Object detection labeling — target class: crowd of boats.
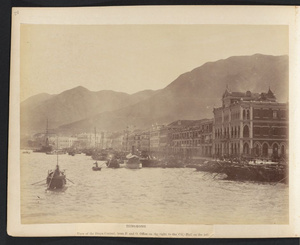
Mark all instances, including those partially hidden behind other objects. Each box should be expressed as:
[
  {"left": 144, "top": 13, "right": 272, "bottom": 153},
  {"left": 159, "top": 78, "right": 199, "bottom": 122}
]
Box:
[{"left": 27, "top": 145, "right": 288, "bottom": 191}]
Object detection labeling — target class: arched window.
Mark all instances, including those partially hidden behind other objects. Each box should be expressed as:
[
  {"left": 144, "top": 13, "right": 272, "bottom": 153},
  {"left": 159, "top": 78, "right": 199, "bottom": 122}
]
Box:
[
  {"left": 243, "top": 125, "right": 249, "bottom": 138},
  {"left": 243, "top": 109, "right": 246, "bottom": 120},
  {"left": 247, "top": 110, "right": 250, "bottom": 120},
  {"left": 272, "top": 143, "right": 279, "bottom": 158},
  {"left": 281, "top": 145, "right": 285, "bottom": 157},
  {"left": 243, "top": 143, "right": 249, "bottom": 155},
  {"left": 262, "top": 143, "right": 268, "bottom": 157},
  {"left": 254, "top": 144, "right": 260, "bottom": 156}
]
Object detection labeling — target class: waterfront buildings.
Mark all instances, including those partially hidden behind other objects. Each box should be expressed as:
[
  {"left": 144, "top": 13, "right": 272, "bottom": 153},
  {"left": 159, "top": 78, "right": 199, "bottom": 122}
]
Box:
[
  {"left": 213, "top": 88, "right": 288, "bottom": 159},
  {"left": 168, "top": 119, "right": 213, "bottom": 159},
  {"left": 140, "top": 130, "right": 150, "bottom": 152},
  {"left": 27, "top": 88, "right": 288, "bottom": 161},
  {"left": 149, "top": 124, "right": 166, "bottom": 154}
]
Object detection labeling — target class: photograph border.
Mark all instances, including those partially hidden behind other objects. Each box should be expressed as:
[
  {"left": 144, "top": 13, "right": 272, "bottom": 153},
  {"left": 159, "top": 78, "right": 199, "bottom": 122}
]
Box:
[{"left": 7, "top": 5, "right": 300, "bottom": 238}]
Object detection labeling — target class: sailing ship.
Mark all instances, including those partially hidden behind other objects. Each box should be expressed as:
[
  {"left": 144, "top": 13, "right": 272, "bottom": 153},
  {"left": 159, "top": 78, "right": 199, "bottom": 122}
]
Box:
[{"left": 33, "top": 119, "right": 53, "bottom": 153}]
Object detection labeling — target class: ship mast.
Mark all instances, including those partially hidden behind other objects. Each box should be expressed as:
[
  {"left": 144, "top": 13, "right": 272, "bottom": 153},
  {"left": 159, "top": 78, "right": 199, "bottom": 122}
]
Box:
[
  {"left": 94, "top": 127, "right": 97, "bottom": 148},
  {"left": 56, "top": 136, "right": 59, "bottom": 167},
  {"left": 45, "top": 118, "right": 49, "bottom": 146}
]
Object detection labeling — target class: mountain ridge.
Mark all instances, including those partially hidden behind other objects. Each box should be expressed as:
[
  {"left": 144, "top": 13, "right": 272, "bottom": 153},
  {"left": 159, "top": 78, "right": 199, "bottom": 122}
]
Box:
[{"left": 21, "top": 54, "right": 288, "bottom": 135}]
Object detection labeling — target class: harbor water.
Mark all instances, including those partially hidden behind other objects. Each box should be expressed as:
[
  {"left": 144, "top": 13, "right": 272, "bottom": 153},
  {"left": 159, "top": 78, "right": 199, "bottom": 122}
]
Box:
[{"left": 21, "top": 152, "right": 289, "bottom": 224}]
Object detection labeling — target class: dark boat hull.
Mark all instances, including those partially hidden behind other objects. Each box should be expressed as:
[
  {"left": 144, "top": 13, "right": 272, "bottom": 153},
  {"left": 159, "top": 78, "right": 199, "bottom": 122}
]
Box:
[
  {"left": 46, "top": 175, "right": 66, "bottom": 189},
  {"left": 107, "top": 159, "right": 120, "bottom": 168},
  {"left": 92, "top": 167, "right": 102, "bottom": 171},
  {"left": 125, "top": 157, "right": 141, "bottom": 169},
  {"left": 140, "top": 159, "right": 161, "bottom": 168},
  {"left": 223, "top": 164, "right": 288, "bottom": 183}
]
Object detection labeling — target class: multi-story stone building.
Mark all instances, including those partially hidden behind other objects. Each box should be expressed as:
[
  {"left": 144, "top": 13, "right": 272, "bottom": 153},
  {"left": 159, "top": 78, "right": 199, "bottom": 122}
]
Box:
[
  {"left": 149, "top": 124, "right": 165, "bottom": 154},
  {"left": 140, "top": 130, "right": 150, "bottom": 152},
  {"left": 213, "top": 88, "right": 288, "bottom": 159},
  {"left": 168, "top": 119, "right": 213, "bottom": 159}
]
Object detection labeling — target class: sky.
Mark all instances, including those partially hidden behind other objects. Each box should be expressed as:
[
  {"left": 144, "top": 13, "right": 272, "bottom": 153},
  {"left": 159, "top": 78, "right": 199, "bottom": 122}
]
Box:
[{"left": 20, "top": 24, "right": 288, "bottom": 101}]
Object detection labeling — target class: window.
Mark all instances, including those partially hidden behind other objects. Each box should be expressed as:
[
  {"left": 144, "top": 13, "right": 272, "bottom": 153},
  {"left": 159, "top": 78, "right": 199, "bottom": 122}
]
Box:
[
  {"left": 262, "top": 143, "right": 268, "bottom": 157},
  {"left": 243, "top": 125, "right": 249, "bottom": 138},
  {"left": 254, "top": 127, "right": 260, "bottom": 136},
  {"left": 243, "top": 143, "right": 249, "bottom": 154},
  {"left": 273, "top": 110, "right": 278, "bottom": 119},
  {"left": 272, "top": 143, "right": 279, "bottom": 158},
  {"left": 281, "top": 145, "right": 285, "bottom": 156}
]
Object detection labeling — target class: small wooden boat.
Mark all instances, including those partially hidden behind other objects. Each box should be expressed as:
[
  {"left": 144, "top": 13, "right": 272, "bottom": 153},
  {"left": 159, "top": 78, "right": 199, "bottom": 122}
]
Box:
[
  {"left": 92, "top": 166, "right": 102, "bottom": 171},
  {"left": 46, "top": 138, "right": 67, "bottom": 190},
  {"left": 92, "top": 162, "right": 102, "bottom": 171},
  {"left": 46, "top": 165, "right": 66, "bottom": 190}
]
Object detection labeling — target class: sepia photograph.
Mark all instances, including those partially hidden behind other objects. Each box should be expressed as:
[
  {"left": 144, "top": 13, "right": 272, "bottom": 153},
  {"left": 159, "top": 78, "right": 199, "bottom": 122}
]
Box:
[{"left": 8, "top": 6, "right": 300, "bottom": 237}]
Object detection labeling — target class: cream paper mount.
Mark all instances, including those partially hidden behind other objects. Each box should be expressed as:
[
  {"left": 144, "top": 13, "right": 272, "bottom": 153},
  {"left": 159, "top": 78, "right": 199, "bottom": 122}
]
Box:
[{"left": 8, "top": 6, "right": 300, "bottom": 237}]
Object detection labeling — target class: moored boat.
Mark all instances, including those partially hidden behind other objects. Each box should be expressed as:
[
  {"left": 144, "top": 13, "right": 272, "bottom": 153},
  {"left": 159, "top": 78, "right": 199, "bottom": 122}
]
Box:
[
  {"left": 125, "top": 153, "right": 141, "bottom": 169},
  {"left": 106, "top": 158, "right": 121, "bottom": 168},
  {"left": 46, "top": 150, "right": 66, "bottom": 155},
  {"left": 222, "top": 162, "right": 288, "bottom": 183},
  {"left": 34, "top": 145, "right": 53, "bottom": 153},
  {"left": 194, "top": 160, "right": 227, "bottom": 173},
  {"left": 140, "top": 155, "right": 161, "bottom": 168}
]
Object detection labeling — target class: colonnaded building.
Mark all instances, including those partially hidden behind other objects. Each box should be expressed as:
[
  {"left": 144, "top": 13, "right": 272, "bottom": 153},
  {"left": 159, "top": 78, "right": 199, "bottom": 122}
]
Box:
[{"left": 213, "top": 88, "right": 288, "bottom": 159}]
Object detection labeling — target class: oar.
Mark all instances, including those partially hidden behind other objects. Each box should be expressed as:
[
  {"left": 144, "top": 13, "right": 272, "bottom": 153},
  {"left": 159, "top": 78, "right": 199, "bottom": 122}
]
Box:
[
  {"left": 66, "top": 178, "right": 75, "bottom": 184},
  {"left": 31, "top": 179, "right": 46, "bottom": 185}
]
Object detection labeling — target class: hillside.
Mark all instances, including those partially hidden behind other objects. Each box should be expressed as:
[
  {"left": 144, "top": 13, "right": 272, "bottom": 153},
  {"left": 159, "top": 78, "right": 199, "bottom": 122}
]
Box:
[
  {"left": 21, "top": 86, "right": 156, "bottom": 135},
  {"left": 57, "top": 54, "right": 288, "bottom": 133}
]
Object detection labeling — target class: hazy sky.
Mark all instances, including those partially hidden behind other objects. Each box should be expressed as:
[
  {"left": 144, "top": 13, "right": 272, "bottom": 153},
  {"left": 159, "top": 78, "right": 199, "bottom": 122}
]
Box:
[{"left": 20, "top": 24, "right": 288, "bottom": 101}]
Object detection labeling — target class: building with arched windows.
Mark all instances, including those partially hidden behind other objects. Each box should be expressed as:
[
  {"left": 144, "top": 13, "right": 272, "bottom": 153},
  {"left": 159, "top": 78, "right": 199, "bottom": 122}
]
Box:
[{"left": 213, "top": 88, "right": 288, "bottom": 159}]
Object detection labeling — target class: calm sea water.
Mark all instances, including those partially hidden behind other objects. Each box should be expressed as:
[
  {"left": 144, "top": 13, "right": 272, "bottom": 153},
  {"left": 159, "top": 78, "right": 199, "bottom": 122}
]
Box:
[{"left": 21, "top": 152, "right": 289, "bottom": 224}]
